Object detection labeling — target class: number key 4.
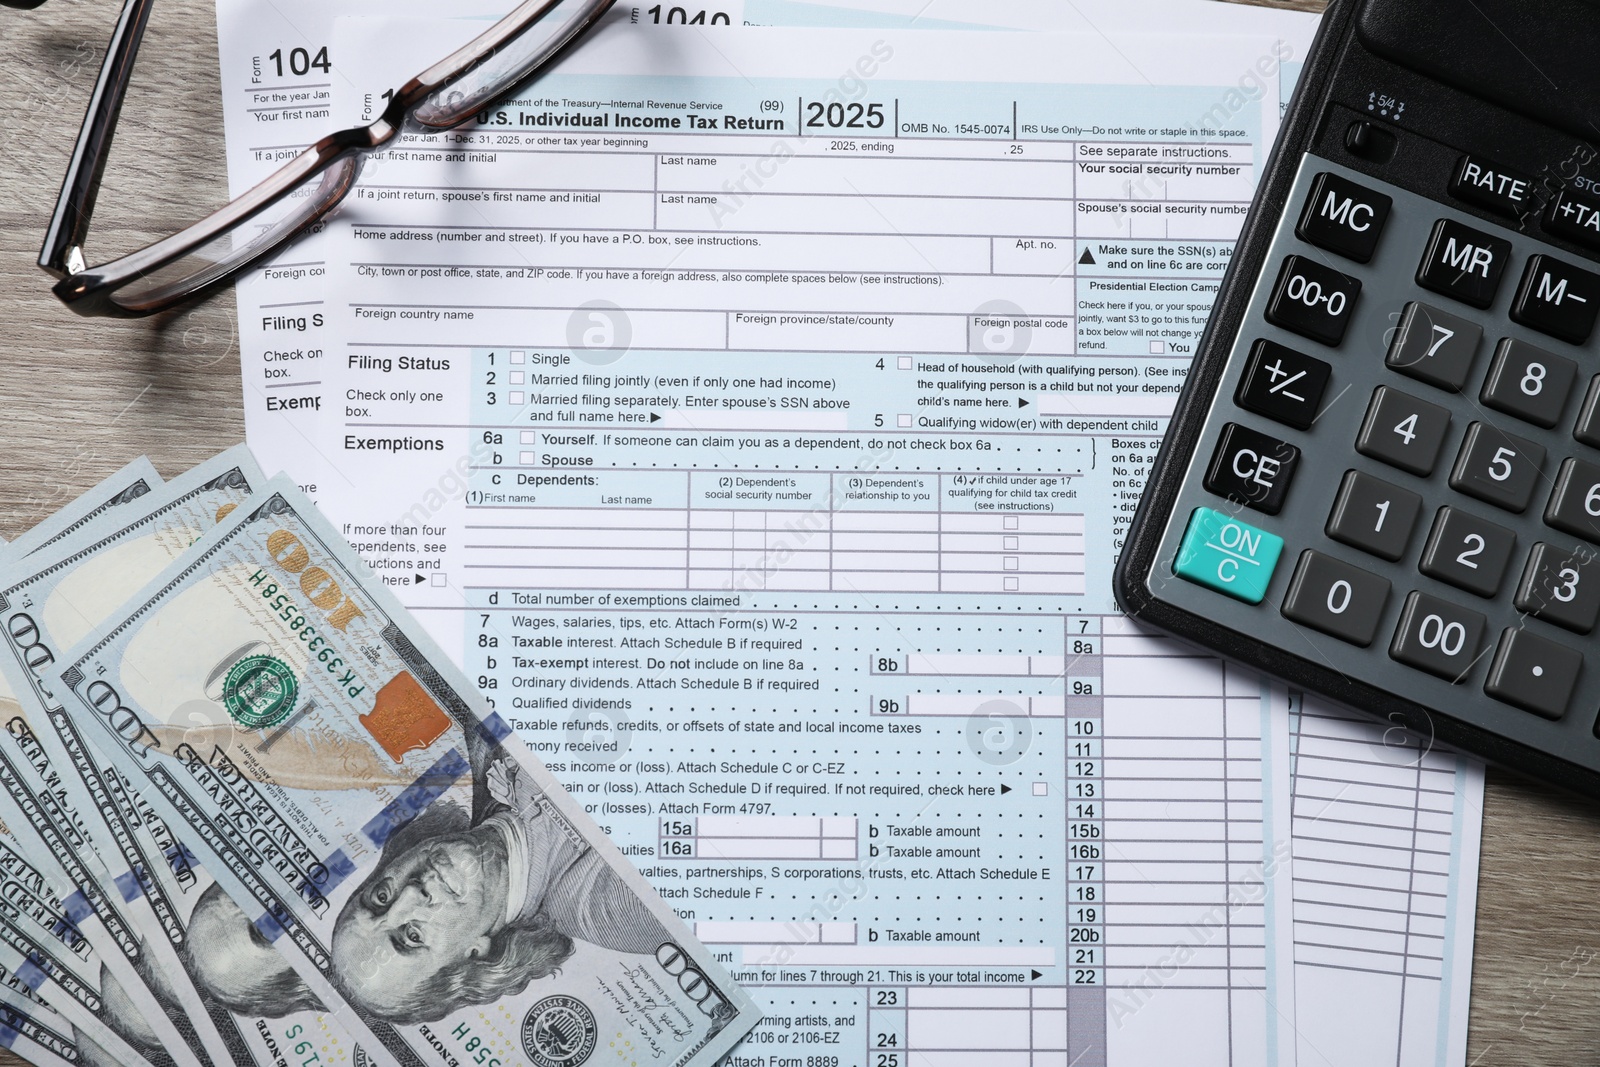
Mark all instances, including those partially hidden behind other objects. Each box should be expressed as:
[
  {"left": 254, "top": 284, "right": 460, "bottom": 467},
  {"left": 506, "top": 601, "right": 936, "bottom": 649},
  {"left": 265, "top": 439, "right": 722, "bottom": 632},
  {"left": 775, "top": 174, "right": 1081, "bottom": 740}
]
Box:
[{"left": 1357, "top": 386, "right": 1452, "bottom": 476}]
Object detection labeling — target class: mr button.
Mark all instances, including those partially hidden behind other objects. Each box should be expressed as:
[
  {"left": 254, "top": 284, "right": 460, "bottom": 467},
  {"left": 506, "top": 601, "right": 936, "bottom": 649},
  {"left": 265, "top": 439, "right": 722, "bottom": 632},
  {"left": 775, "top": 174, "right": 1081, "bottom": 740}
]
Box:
[
  {"left": 1417, "top": 219, "right": 1512, "bottom": 309},
  {"left": 1204, "top": 422, "right": 1301, "bottom": 515},
  {"left": 1174, "top": 506, "right": 1285, "bottom": 605}
]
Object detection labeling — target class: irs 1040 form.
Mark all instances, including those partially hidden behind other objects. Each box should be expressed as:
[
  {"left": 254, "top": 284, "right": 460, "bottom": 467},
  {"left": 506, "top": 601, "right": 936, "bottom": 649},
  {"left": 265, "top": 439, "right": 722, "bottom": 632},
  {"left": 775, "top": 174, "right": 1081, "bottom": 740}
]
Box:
[{"left": 316, "top": 20, "right": 1302, "bottom": 1066}]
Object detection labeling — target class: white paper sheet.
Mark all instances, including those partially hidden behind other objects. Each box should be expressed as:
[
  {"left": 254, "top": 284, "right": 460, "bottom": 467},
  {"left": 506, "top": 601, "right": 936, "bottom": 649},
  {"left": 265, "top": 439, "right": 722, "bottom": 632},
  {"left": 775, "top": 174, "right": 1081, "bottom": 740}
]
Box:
[
  {"left": 1286, "top": 693, "right": 1482, "bottom": 1067},
  {"left": 313, "top": 17, "right": 1302, "bottom": 1066},
  {"left": 215, "top": 0, "right": 744, "bottom": 498}
]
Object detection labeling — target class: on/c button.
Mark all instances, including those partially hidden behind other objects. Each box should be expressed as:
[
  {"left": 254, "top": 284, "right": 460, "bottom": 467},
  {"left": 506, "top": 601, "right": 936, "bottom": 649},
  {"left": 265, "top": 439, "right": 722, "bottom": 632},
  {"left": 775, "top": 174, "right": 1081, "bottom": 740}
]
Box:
[{"left": 1173, "top": 506, "right": 1285, "bottom": 605}]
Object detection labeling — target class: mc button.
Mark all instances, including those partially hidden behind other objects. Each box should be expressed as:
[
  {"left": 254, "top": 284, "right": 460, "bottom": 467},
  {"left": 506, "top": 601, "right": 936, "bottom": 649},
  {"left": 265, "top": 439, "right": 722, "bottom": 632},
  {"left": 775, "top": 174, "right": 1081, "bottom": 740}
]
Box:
[
  {"left": 1174, "top": 507, "right": 1285, "bottom": 605},
  {"left": 1297, "top": 172, "right": 1393, "bottom": 263},
  {"left": 1204, "top": 422, "right": 1301, "bottom": 515}
]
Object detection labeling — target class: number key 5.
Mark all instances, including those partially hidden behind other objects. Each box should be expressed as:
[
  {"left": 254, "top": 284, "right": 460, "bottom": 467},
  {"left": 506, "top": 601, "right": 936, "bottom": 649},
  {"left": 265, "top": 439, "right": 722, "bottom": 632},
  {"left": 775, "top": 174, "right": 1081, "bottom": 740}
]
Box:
[{"left": 1449, "top": 422, "right": 1546, "bottom": 512}]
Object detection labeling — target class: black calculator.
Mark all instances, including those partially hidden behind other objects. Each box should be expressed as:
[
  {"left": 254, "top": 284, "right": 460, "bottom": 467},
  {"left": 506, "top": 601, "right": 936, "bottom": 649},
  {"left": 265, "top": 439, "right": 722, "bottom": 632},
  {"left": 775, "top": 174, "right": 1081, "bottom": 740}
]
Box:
[{"left": 1114, "top": 0, "right": 1600, "bottom": 794}]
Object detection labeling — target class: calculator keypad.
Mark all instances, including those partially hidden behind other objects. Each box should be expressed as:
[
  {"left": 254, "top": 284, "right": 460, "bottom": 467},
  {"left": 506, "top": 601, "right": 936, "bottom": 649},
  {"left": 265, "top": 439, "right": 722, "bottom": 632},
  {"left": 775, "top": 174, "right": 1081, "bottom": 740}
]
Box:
[
  {"left": 1513, "top": 543, "right": 1600, "bottom": 634},
  {"left": 1484, "top": 628, "right": 1582, "bottom": 720},
  {"left": 1543, "top": 457, "right": 1600, "bottom": 543},
  {"left": 1389, "top": 591, "right": 1487, "bottom": 682},
  {"left": 1510, "top": 254, "right": 1600, "bottom": 344},
  {"left": 1234, "top": 340, "right": 1330, "bottom": 430},
  {"left": 1417, "top": 218, "right": 1512, "bottom": 308},
  {"left": 1418, "top": 506, "right": 1517, "bottom": 597},
  {"left": 1326, "top": 470, "right": 1421, "bottom": 561},
  {"left": 1280, "top": 550, "right": 1391, "bottom": 646},
  {"left": 1157, "top": 156, "right": 1600, "bottom": 760},
  {"left": 1204, "top": 423, "right": 1300, "bottom": 514},
  {"left": 1297, "top": 171, "right": 1392, "bottom": 262}
]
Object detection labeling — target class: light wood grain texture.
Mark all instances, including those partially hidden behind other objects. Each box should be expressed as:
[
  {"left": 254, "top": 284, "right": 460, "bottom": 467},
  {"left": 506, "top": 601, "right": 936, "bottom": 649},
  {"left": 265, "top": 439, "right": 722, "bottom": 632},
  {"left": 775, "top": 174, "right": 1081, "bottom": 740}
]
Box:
[{"left": 0, "top": 1, "right": 1592, "bottom": 1065}]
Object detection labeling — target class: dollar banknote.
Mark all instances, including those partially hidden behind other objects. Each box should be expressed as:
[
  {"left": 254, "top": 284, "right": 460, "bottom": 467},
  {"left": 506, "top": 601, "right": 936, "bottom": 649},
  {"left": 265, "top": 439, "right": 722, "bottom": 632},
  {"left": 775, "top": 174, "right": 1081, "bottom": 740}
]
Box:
[
  {"left": 0, "top": 458, "right": 161, "bottom": 566},
  {"left": 0, "top": 671, "right": 162, "bottom": 1067},
  {"left": 0, "top": 447, "right": 368, "bottom": 1067},
  {"left": 0, "top": 964, "right": 84, "bottom": 1067},
  {"left": 0, "top": 451, "right": 271, "bottom": 1067},
  {"left": 51, "top": 476, "right": 762, "bottom": 1067}
]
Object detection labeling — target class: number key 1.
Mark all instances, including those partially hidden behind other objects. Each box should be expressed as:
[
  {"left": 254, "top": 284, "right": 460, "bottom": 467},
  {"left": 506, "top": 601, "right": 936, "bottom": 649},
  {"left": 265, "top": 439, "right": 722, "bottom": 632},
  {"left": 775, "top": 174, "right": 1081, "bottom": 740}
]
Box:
[{"left": 1327, "top": 470, "right": 1422, "bottom": 561}]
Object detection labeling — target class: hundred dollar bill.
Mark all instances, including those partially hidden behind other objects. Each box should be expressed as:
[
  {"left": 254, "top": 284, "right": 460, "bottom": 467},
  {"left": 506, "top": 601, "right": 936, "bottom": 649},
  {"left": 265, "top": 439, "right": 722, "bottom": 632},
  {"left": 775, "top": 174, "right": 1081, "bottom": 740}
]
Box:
[
  {"left": 0, "top": 447, "right": 366, "bottom": 1067},
  {"left": 0, "top": 448, "right": 267, "bottom": 1067},
  {"left": 0, "top": 965, "right": 85, "bottom": 1067},
  {"left": 1, "top": 458, "right": 161, "bottom": 564},
  {"left": 51, "top": 476, "right": 763, "bottom": 1067},
  {"left": 0, "top": 669, "right": 161, "bottom": 1067}
]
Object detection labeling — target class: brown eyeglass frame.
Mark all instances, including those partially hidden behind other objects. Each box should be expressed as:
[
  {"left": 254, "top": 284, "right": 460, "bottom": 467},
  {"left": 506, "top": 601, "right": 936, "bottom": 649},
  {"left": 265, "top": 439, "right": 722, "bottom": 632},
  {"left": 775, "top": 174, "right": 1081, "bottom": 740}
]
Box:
[{"left": 22, "top": 0, "right": 617, "bottom": 317}]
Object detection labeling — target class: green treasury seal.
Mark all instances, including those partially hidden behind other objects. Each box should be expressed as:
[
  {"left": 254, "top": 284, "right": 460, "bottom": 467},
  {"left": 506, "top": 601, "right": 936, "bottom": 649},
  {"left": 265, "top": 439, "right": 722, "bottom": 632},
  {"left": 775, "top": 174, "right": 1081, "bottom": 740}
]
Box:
[
  {"left": 222, "top": 654, "right": 298, "bottom": 729},
  {"left": 521, "top": 995, "right": 598, "bottom": 1067}
]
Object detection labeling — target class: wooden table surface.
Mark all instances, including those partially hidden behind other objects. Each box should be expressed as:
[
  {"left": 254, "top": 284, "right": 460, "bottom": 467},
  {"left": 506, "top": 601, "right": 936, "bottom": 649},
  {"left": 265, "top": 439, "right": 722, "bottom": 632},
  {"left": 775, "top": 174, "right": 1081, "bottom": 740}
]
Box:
[{"left": 2, "top": 1, "right": 1598, "bottom": 1064}]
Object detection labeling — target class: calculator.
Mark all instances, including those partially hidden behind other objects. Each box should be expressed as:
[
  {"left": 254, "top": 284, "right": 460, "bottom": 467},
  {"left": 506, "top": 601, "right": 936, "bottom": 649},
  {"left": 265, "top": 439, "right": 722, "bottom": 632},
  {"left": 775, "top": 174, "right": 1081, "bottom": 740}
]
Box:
[{"left": 1114, "top": 0, "right": 1600, "bottom": 794}]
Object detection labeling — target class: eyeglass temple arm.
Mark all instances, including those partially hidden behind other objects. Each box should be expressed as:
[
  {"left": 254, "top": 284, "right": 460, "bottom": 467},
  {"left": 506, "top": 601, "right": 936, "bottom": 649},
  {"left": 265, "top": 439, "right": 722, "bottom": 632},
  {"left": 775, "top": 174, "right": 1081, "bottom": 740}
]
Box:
[{"left": 38, "top": 0, "right": 158, "bottom": 279}]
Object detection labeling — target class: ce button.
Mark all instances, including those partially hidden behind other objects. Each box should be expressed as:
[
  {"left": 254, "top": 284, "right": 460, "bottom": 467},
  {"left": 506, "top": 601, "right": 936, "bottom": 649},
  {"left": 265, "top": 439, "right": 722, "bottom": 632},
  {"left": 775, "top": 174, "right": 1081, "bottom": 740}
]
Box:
[{"left": 1203, "top": 422, "right": 1301, "bottom": 515}]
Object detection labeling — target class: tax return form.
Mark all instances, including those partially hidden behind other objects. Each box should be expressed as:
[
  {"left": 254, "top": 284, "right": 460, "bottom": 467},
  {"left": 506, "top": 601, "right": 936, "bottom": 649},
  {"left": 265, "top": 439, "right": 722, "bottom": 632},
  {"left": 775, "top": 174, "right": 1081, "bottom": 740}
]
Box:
[
  {"left": 213, "top": 4, "right": 1484, "bottom": 1063},
  {"left": 218, "top": 0, "right": 1311, "bottom": 494},
  {"left": 316, "top": 18, "right": 1306, "bottom": 1066}
]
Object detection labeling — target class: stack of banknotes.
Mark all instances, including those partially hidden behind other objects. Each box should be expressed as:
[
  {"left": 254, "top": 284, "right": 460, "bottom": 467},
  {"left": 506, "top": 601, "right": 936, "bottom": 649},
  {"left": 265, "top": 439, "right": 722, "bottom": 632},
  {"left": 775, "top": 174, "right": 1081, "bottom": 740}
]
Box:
[{"left": 0, "top": 445, "right": 759, "bottom": 1067}]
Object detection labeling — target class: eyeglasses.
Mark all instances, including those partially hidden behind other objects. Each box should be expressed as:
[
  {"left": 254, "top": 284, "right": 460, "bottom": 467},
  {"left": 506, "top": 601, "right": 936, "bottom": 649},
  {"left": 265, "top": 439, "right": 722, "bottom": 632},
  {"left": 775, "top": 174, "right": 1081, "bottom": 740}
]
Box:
[{"left": 10, "top": 0, "right": 617, "bottom": 317}]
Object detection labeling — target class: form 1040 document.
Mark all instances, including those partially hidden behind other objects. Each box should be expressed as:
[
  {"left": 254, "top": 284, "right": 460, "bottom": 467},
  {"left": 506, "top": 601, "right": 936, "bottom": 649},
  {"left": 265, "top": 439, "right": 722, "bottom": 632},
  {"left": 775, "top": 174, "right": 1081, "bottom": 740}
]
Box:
[{"left": 314, "top": 19, "right": 1303, "bottom": 1066}]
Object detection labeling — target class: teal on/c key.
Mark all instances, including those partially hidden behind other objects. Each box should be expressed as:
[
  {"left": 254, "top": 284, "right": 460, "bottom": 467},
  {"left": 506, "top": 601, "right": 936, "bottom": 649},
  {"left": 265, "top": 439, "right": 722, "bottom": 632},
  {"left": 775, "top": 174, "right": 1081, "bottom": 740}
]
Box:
[{"left": 1173, "top": 507, "right": 1285, "bottom": 605}]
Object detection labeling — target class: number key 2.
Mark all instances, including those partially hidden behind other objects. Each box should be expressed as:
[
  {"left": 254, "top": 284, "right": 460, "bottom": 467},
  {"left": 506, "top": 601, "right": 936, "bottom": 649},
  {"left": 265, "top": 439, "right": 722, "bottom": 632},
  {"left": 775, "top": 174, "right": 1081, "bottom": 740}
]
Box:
[{"left": 1265, "top": 255, "right": 1361, "bottom": 346}]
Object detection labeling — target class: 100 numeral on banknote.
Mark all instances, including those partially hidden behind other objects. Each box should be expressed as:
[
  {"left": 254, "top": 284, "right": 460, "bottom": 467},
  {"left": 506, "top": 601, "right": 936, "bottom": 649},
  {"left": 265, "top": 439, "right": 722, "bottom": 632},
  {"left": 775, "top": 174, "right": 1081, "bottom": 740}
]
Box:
[{"left": 50, "top": 477, "right": 760, "bottom": 1067}]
